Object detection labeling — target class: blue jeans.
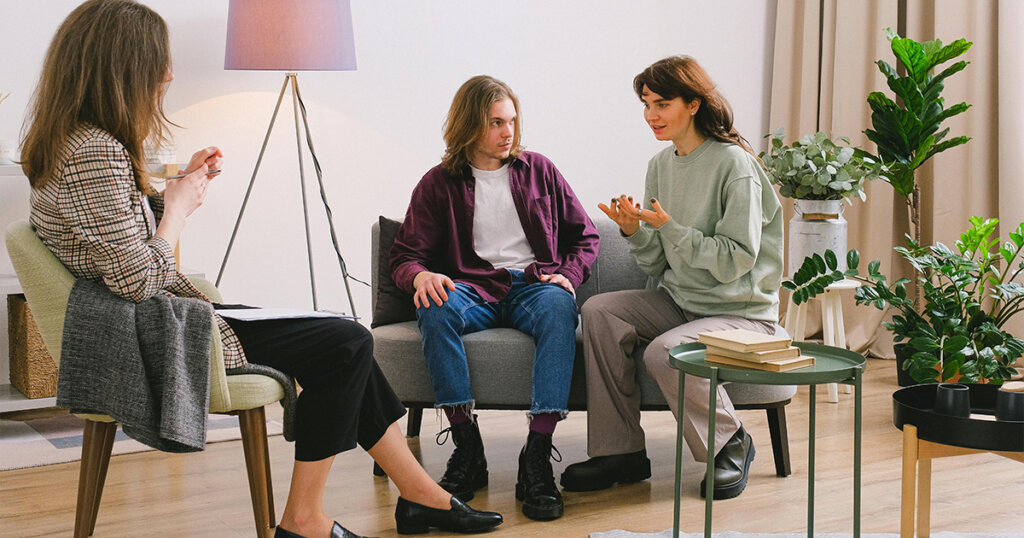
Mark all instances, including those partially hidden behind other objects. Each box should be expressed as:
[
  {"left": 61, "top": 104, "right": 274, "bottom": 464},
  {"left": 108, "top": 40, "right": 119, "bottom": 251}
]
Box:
[{"left": 416, "top": 269, "right": 579, "bottom": 415}]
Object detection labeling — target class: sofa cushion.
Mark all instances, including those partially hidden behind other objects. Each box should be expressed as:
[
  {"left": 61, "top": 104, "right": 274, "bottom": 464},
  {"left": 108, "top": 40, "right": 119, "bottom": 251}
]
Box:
[
  {"left": 371, "top": 321, "right": 586, "bottom": 406},
  {"left": 371, "top": 216, "right": 417, "bottom": 328}
]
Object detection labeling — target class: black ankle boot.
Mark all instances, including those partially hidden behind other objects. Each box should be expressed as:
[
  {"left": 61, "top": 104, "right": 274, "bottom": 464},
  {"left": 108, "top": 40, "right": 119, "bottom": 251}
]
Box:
[
  {"left": 515, "top": 431, "right": 564, "bottom": 520},
  {"left": 394, "top": 496, "right": 503, "bottom": 535},
  {"left": 700, "top": 425, "right": 755, "bottom": 500},
  {"left": 436, "top": 416, "right": 488, "bottom": 502}
]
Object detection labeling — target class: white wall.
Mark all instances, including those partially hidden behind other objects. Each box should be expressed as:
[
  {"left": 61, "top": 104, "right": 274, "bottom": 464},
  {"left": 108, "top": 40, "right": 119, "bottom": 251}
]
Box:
[{"left": 0, "top": 0, "right": 776, "bottom": 320}]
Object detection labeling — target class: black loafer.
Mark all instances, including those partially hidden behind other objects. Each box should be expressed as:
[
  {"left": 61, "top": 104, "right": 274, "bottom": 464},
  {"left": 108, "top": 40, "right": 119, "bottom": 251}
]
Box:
[
  {"left": 560, "top": 449, "right": 651, "bottom": 492},
  {"left": 394, "top": 496, "right": 503, "bottom": 535},
  {"left": 700, "top": 426, "right": 756, "bottom": 500},
  {"left": 274, "top": 521, "right": 370, "bottom": 538}
]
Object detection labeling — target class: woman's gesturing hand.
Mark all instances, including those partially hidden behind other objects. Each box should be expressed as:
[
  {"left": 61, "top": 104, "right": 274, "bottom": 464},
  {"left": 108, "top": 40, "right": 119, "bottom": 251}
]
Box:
[
  {"left": 598, "top": 194, "right": 642, "bottom": 236},
  {"left": 638, "top": 197, "right": 670, "bottom": 228}
]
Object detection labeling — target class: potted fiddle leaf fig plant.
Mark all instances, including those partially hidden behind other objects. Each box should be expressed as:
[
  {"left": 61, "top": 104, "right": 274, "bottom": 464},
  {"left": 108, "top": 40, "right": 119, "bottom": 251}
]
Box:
[
  {"left": 785, "top": 217, "right": 1024, "bottom": 385},
  {"left": 761, "top": 128, "right": 886, "bottom": 275},
  {"left": 866, "top": 28, "right": 973, "bottom": 250}
]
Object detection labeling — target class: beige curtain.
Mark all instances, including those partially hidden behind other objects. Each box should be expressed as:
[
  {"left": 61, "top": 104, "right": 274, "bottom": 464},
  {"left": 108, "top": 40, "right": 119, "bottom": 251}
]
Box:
[{"left": 769, "top": 0, "right": 1007, "bottom": 358}]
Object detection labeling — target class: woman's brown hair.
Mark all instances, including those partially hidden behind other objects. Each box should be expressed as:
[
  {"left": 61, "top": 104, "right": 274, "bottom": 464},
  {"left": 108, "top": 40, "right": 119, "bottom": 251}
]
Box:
[
  {"left": 441, "top": 75, "right": 523, "bottom": 176},
  {"left": 21, "top": 0, "right": 172, "bottom": 193},
  {"left": 633, "top": 55, "right": 756, "bottom": 158}
]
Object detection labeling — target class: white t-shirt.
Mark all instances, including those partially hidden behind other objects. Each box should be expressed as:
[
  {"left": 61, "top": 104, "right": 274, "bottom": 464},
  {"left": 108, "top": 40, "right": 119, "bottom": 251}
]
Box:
[{"left": 471, "top": 164, "right": 535, "bottom": 270}]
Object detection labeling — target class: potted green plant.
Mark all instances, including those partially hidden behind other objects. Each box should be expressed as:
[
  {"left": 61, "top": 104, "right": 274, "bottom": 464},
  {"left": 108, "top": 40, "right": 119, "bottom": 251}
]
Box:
[
  {"left": 761, "top": 128, "right": 886, "bottom": 275},
  {"left": 785, "top": 217, "right": 1024, "bottom": 385},
  {"left": 865, "top": 28, "right": 973, "bottom": 251}
]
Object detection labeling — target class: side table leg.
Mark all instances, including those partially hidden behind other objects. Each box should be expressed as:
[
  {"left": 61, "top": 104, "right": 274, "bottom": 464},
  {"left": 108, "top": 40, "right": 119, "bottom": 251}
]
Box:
[
  {"left": 823, "top": 293, "right": 839, "bottom": 403},
  {"left": 900, "top": 425, "right": 918, "bottom": 538},
  {"left": 808, "top": 384, "right": 816, "bottom": 537},
  {"left": 918, "top": 457, "right": 931, "bottom": 537},
  {"left": 674, "top": 371, "right": 687, "bottom": 538},
  {"left": 704, "top": 368, "right": 719, "bottom": 538},
  {"left": 835, "top": 295, "right": 852, "bottom": 394},
  {"left": 853, "top": 368, "right": 862, "bottom": 537}
]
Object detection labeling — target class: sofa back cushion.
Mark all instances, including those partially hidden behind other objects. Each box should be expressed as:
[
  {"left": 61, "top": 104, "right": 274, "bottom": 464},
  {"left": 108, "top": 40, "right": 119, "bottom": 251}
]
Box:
[
  {"left": 371, "top": 216, "right": 417, "bottom": 328},
  {"left": 575, "top": 218, "right": 649, "bottom": 306}
]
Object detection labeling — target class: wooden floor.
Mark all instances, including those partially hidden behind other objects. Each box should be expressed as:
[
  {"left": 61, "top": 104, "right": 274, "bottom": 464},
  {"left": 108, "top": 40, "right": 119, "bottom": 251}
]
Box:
[{"left": 2, "top": 359, "right": 1023, "bottom": 537}]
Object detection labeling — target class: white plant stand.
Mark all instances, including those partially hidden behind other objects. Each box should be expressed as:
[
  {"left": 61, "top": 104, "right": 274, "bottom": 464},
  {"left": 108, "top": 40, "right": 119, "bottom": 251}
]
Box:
[{"left": 784, "top": 278, "right": 861, "bottom": 403}]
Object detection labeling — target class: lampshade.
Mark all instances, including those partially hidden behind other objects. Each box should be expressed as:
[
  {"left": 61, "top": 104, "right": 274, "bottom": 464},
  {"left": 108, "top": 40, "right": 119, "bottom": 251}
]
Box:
[{"left": 225, "top": 0, "right": 357, "bottom": 71}]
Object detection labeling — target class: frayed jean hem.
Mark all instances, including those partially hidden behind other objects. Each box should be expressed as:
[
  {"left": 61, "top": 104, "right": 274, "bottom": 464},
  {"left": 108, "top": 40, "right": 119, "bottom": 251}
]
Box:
[{"left": 528, "top": 408, "right": 569, "bottom": 420}]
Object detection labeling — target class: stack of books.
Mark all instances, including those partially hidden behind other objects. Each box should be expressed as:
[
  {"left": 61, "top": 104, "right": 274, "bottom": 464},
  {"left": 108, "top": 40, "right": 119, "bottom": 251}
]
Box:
[{"left": 697, "top": 329, "right": 815, "bottom": 372}]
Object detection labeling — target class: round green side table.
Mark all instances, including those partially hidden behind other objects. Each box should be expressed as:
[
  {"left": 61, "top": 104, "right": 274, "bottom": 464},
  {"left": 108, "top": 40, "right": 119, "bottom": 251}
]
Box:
[{"left": 668, "top": 341, "right": 866, "bottom": 538}]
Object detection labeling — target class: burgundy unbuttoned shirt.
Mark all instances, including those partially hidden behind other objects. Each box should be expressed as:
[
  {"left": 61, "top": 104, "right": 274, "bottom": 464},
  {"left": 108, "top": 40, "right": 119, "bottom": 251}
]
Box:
[{"left": 390, "top": 151, "right": 599, "bottom": 302}]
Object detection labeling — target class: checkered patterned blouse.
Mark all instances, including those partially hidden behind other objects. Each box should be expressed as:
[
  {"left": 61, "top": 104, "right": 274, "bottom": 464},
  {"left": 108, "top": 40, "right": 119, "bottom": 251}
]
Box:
[{"left": 29, "top": 126, "right": 247, "bottom": 368}]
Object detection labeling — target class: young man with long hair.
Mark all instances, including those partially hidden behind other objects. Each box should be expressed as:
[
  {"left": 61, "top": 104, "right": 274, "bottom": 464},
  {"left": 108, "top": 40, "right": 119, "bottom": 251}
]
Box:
[{"left": 390, "top": 75, "right": 599, "bottom": 521}]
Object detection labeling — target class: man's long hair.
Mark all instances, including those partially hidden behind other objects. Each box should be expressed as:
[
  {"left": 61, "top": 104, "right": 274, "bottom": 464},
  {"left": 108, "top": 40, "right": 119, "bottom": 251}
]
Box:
[
  {"left": 21, "top": 0, "right": 172, "bottom": 194},
  {"left": 634, "top": 55, "right": 756, "bottom": 158},
  {"left": 441, "top": 75, "right": 523, "bottom": 176}
]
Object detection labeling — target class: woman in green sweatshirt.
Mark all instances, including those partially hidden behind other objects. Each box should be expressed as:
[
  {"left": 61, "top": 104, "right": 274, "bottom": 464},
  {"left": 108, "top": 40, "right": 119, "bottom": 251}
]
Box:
[{"left": 561, "top": 56, "right": 784, "bottom": 501}]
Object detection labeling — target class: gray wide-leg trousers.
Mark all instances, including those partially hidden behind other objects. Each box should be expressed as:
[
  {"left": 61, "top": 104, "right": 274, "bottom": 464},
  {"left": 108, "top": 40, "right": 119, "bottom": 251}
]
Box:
[{"left": 582, "top": 289, "right": 774, "bottom": 462}]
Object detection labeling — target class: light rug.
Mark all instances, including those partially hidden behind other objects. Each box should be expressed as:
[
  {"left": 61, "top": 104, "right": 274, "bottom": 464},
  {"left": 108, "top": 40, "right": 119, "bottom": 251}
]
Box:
[
  {"left": 589, "top": 528, "right": 1019, "bottom": 532},
  {"left": 0, "top": 412, "right": 283, "bottom": 471}
]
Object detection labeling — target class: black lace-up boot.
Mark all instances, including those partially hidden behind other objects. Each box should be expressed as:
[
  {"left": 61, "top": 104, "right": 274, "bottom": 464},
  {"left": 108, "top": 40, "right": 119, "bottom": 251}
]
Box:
[
  {"left": 436, "top": 416, "right": 487, "bottom": 502},
  {"left": 515, "top": 431, "right": 564, "bottom": 520}
]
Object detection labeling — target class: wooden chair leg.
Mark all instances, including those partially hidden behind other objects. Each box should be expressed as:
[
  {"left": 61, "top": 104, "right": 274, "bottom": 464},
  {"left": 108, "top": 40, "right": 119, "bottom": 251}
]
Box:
[
  {"left": 263, "top": 428, "right": 276, "bottom": 529},
  {"left": 75, "top": 420, "right": 116, "bottom": 538},
  {"left": 238, "top": 407, "right": 273, "bottom": 538},
  {"left": 766, "top": 406, "right": 792, "bottom": 477}
]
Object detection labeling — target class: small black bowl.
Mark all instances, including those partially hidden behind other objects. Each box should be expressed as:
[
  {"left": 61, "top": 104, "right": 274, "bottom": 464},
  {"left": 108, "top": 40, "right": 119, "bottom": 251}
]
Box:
[
  {"left": 995, "top": 389, "right": 1024, "bottom": 422},
  {"left": 934, "top": 382, "right": 971, "bottom": 417}
]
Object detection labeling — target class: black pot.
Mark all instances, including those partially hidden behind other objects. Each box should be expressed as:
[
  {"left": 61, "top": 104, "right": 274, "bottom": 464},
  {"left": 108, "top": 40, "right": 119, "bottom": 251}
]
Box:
[{"left": 894, "top": 343, "right": 917, "bottom": 387}]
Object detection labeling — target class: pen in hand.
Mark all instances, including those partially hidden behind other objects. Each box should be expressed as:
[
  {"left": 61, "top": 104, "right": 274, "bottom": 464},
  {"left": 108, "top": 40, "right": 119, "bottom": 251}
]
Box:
[{"left": 165, "top": 169, "right": 221, "bottom": 180}]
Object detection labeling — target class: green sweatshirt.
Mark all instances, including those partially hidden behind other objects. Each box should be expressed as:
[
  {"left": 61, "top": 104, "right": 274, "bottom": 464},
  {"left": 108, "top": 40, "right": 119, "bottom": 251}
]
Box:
[{"left": 626, "top": 139, "right": 784, "bottom": 322}]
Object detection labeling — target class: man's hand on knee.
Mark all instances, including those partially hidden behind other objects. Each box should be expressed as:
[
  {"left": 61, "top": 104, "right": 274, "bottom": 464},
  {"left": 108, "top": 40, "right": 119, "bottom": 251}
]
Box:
[
  {"left": 539, "top": 273, "right": 575, "bottom": 296},
  {"left": 413, "top": 271, "right": 457, "bottom": 308}
]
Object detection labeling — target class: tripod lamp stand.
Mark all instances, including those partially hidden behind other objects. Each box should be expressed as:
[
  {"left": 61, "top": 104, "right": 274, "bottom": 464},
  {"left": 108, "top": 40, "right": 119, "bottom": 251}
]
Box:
[{"left": 220, "top": 0, "right": 358, "bottom": 316}]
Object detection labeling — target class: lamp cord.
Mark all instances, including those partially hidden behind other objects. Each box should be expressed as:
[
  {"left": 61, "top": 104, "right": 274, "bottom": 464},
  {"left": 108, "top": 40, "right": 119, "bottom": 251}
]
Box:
[{"left": 293, "top": 85, "right": 371, "bottom": 291}]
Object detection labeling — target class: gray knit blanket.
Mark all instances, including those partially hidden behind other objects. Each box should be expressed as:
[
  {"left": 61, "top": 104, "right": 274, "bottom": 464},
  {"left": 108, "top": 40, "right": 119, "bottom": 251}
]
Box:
[{"left": 57, "top": 279, "right": 213, "bottom": 452}]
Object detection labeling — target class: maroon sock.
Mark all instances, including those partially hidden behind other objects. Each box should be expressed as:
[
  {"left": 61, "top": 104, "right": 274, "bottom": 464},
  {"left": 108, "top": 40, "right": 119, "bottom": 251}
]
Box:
[
  {"left": 528, "top": 412, "right": 559, "bottom": 435},
  {"left": 444, "top": 406, "right": 471, "bottom": 425}
]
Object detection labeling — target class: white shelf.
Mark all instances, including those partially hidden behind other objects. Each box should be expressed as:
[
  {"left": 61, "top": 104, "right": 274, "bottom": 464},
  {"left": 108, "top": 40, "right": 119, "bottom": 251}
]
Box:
[{"left": 0, "top": 383, "right": 57, "bottom": 413}]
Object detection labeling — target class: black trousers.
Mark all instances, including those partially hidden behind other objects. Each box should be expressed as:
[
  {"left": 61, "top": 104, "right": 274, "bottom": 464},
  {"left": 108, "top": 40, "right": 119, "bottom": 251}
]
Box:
[{"left": 222, "top": 315, "right": 406, "bottom": 462}]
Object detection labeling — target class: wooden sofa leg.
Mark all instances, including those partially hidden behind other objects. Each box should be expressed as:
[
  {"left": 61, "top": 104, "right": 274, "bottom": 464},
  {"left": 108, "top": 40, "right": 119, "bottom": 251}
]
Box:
[
  {"left": 766, "top": 406, "right": 792, "bottom": 477},
  {"left": 238, "top": 407, "right": 273, "bottom": 537},
  {"left": 407, "top": 406, "right": 423, "bottom": 438},
  {"left": 76, "top": 420, "right": 116, "bottom": 538}
]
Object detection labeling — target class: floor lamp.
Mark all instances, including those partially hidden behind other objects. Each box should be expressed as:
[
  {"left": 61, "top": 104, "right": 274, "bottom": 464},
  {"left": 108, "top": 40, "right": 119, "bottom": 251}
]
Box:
[{"left": 220, "top": 0, "right": 358, "bottom": 316}]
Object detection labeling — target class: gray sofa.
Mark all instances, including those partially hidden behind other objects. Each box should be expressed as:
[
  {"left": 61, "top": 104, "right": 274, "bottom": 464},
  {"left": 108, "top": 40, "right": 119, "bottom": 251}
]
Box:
[{"left": 371, "top": 217, "right": 796, "bottom": 476}]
